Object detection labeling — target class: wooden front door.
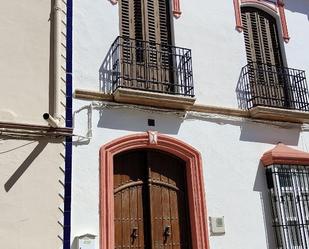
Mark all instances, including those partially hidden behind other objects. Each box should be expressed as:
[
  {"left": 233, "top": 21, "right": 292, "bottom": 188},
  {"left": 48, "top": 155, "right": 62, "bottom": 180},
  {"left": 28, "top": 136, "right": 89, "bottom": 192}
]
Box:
[{"left": 114, "top": 150, "right": 191, "bottom": 249}]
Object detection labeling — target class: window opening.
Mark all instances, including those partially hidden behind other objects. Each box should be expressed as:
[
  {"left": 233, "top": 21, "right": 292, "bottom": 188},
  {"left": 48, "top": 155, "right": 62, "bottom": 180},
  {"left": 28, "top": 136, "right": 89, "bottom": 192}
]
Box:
[
  {"left": 115, "top": 0, "right": 195, "bottom": 95},
  {"left": 241, "top": 7, "right": 293, "bottom": 109},
  {"left": 266, "top": 165, "right": 309, "bottom": 249}
]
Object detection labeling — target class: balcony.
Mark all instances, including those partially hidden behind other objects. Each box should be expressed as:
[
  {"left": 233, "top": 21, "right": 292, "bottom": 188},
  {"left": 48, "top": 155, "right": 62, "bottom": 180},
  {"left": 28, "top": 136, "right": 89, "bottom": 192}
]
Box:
[
  {"left": 106, "top": 36, "right": 195, "bottom": 110},
  {"left": 237, "top": 62, "right": 309, "bottom": 116}
]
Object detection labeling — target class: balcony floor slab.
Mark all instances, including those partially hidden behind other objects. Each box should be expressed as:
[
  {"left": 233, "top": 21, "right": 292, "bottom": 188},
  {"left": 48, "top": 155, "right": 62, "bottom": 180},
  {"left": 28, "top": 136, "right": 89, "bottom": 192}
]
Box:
[
  {"left": 113, "top": 88, "right": 196, "bottom": 110},
  {"left": 249, "top": 106, "right": 309, "bottom": 123}
]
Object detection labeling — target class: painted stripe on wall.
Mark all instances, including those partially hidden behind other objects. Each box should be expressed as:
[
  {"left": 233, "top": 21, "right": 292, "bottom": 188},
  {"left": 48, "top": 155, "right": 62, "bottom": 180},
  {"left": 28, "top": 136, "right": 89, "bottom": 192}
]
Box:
[{"left": 64, "top": 0, "right": 73, "bottom": 248}]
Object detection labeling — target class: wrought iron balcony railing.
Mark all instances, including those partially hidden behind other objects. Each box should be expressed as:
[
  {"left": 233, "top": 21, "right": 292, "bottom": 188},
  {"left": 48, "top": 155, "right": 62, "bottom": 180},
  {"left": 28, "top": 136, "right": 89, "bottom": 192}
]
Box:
[
  {"left": 237, "top": 62, "right": 309, "bottom": 111},
  {"left": 110, "top": 36, "right": 194, "bottom": 97}
]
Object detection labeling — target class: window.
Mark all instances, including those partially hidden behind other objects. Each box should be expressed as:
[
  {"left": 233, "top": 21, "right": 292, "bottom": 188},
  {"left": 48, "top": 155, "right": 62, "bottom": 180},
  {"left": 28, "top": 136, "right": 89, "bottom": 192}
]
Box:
[
  {"left": 118, "top": 0, "right": 173, "bottom": 92},
  {"left": 241, "top": 6, "right": 290, "bottom": 109},
  {"left": 110, "top": 0, "right": 194, "bottom": 97},
  {"left": 237, "top": 6, "right": 309, "bottom": 112},
  {"left": 266, "top": 165, "right": 309, "bottom": 248}
]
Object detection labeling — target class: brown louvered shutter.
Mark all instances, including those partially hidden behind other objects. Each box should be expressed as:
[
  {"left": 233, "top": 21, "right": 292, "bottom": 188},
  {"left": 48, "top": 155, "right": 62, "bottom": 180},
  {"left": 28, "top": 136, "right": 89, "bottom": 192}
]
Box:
[
  {"left": 144, "top": 0, "right": 172, "bottom": 45},
  {"left": 119, "top": 0, "right": 173, "bottom": 92},
  {"left": 120, "top": 0, "right": 172, "bottom": 44},
  {"left": 118, "top": 0, "right": 145, "bottom": 88},
  {"left": 144, "top": 0, "right": 173, "bottom": 92},
  {"left": 241, "top": 7, "right": 283, "bottom": 67},
  {"left": 241, "top": 7, "right": 289, "bottom": 108}
]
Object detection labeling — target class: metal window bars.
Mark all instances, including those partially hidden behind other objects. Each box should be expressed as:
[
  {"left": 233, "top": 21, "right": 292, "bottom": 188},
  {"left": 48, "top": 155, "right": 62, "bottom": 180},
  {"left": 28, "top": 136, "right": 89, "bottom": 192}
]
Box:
[
  {"left": 237, "top": 62, "right": 309, "bottom": 111},
  {"left": 266, "top": 165, "right": 309, "bottom": 249},
  {"left": 110, "top": 36, "right": 194, "bottom": 97}
]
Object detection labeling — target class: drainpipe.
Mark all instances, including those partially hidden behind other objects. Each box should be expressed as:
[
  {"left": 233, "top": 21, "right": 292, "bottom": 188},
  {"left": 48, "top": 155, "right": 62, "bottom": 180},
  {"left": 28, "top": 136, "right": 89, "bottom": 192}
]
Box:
[
  {"left": 44, "top": 0, "right": 62, "bottom": 127},
  {"left": 52, "top": 0, "right": 62, "bottom": 125}
]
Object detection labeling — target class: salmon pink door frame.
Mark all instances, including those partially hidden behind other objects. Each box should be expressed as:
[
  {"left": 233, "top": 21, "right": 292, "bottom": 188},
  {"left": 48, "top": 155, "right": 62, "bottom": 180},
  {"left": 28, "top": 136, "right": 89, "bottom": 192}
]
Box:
[
  {"left": 233, "top": 0, "right": 290, "bottom": 42},
  {"left": 99, "top": 132, "right": 209, "bottom": 249}
]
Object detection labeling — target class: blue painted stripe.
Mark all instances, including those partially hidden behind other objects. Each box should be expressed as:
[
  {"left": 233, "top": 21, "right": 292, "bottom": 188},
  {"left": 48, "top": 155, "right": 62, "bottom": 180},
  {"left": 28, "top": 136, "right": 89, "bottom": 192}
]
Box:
[{"left": 64, "top": 0, "right": 73, "bottom": 248}]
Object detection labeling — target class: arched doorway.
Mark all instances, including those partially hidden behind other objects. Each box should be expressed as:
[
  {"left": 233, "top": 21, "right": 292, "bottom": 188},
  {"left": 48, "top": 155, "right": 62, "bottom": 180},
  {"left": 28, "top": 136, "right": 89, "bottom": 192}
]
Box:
[
  {"left": 99, "top": 132, "right": 209, "bottom": 249},
  {"left": 114, "top": 149, "right": 191, "bottom": 249}
]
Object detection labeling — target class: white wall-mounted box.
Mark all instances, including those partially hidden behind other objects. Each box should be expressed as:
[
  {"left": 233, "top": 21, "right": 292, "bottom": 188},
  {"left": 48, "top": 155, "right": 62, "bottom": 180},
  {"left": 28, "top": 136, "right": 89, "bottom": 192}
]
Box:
[
  {"left": 209, "top": 216, "right": 225, "bottom": 235},
  {"left": 77, "top": 234, "right": 96, "bottom": 249}
]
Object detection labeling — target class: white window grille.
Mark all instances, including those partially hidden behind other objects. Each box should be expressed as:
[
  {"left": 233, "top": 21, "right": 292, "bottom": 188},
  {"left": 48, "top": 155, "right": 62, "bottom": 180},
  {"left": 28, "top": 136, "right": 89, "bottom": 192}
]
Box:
[{"left": 267, "top": 165, "right": 309, "bottom": 249}]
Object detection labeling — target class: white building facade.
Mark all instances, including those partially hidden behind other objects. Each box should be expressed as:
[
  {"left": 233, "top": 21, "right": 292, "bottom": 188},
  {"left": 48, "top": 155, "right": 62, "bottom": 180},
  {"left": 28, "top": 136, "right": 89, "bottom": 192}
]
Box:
[{"left": 72, "top": 0, "right": 309, "bottom": 249}]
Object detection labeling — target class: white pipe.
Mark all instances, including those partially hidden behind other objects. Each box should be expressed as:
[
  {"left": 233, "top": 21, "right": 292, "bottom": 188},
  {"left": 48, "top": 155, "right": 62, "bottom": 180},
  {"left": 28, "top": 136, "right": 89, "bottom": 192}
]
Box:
[
  {"left": 53, "top": 0, "right": 62, "bottom": 122},
  {"left": 43, "top": 113, "right": 59, "bottom": 128},
  {"left": 72, "top": 104, "right": 93, "bottom": 140}
]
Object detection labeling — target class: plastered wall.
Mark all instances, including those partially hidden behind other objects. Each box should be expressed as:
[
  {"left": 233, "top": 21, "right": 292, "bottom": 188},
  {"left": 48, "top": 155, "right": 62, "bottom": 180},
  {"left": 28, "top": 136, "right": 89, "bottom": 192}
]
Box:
[
  {"left": 71, "top": 100, "right": 309, "bottom": 249},
  {"left": 0, "top": 1, "right": 67, "bottom": 248},
  {"left": 72, "top": 0, "right": 309, "bottom": 248},
  {"left": 0, "top": 140, "right": 65, "bottom": 249},
  {"left": 0, "top": 0, "right": 67, "bottom": 125},
  {"left": 74, "top": 0, "right": 309, "bottom": 109}
]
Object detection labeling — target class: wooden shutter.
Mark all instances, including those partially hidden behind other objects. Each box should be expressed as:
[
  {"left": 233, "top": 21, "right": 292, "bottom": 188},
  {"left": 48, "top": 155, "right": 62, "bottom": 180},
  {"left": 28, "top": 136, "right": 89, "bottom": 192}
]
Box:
[
  {"left": 114, "top": 150, "right": 191, "bottom": 249},
  {"left": 119, "top": 0, "right": 173, "bottom": 92},
  {"left": 144, "top": 0, "right": 172, "bottom": 45},
  {"left": 241, "top": 7, "right": 289, "bottom": 108},
  {"left": 144, "top": 0, "right": 173, "bottom": 92},
  {"left": 241, "top": 7, "right": 283, "bottom": 66},
  {"left": 119, "top": 0, "right": 143, "bottom": 40}
]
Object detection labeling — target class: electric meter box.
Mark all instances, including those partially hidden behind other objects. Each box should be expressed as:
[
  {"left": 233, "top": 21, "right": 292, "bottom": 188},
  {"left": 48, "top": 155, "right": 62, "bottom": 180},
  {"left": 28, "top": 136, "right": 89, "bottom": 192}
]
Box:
[
  {"left": 77, "top": 234, "right": 96, "bottom": 249},
  {"left": 209, "top": 216, "right": 225, "bottom": 235}
]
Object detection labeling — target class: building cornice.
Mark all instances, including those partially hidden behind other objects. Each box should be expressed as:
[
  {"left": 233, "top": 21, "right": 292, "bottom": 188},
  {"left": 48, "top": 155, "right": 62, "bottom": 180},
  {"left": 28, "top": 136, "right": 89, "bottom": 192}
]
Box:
[
  {"left": 74, "top": 89, "right": 309, "bottom": 124},
  {"left": 0, "top": 121, "right": 73, "bottom": 138}
]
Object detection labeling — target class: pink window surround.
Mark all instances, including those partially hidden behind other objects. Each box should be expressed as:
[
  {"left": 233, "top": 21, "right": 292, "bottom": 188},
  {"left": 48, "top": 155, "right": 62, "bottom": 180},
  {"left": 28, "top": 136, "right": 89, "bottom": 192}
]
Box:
[
  {"left": 173, "top": 0, "right": 182, "bottom": 18},
  {"left": 261, "top": 143, "right": 309, "bottom": 166},
  {"left": 233, "top": 0, "right": 290, "bottom": 42},
  {"left": 99, "top": 132, "right": 209, "bottom": 249},
  {"left": 108, "top": 0, "right": 182, "bottom": 18}
]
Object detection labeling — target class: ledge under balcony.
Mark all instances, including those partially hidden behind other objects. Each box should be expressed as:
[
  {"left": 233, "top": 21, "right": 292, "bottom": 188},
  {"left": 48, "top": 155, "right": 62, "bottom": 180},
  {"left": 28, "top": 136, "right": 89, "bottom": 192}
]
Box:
[
  {"left": 237, "top": 62, "right": 309, "bottom": 123},
  {"left": 104, "top": 36, "right": 195, "bottom": 110}
]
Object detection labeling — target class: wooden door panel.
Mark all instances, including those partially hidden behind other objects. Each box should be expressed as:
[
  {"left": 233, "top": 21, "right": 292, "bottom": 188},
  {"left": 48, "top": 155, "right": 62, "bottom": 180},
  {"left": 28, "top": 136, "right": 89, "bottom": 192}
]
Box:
[
  {"left": 114, "top": 150, "right": 191, "bottom": 249},
  {"left": 170, "top": 190, "right": 181, "bottom": 249},
  {"left": 148, "top": 151, "right": 185, "bottom": 188},
  {"left": 114, "top": 151, "right": 147, "bottom": 249},
  {"left": 114, "top": 192, "right": 123, "bottom": 248},
  {"left": 114, "top": 186, "right": 146, "bottom": 249},
  {"left": 151, "top": 184, "right": 164, "bottom": 249},
  {"left": 122, "top": 189, "right": 131, "bottom": 248},
  {"left": 162, "top": 187, "right": 172, "bottom": 249},
  {"left": 129, "top": 187, "right": 138, "bottom": 247},
  {"left": 148, "top": 151, "right": 191, "bottom": 249},
  {"left": 137, "top": 186, "right": 146, "bottom": 248}
]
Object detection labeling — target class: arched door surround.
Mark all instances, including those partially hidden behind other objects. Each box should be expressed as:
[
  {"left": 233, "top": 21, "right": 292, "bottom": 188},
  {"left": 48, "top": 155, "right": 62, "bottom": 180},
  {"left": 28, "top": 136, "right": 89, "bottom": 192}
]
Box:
[{"left": 99, "top": 132, "right": 209, "bottom": 249}]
